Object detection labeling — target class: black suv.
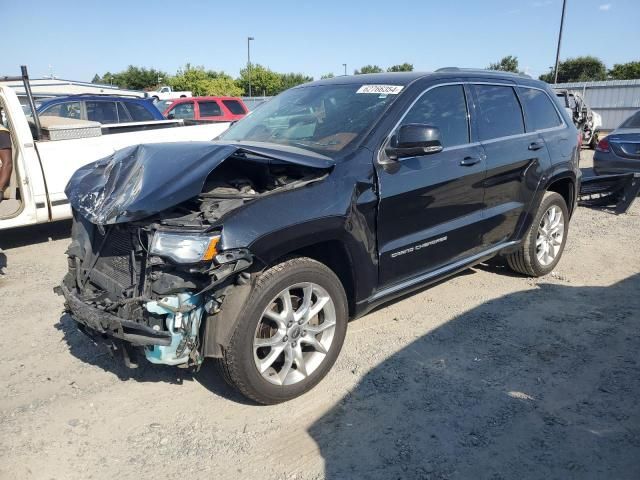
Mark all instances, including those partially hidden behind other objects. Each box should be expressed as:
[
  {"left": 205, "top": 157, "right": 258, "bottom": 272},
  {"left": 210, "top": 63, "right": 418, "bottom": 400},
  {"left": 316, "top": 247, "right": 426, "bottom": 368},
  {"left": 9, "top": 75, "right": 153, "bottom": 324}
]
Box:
[{"left": 58, "top": 70, "right": 580, "bottom": 404}]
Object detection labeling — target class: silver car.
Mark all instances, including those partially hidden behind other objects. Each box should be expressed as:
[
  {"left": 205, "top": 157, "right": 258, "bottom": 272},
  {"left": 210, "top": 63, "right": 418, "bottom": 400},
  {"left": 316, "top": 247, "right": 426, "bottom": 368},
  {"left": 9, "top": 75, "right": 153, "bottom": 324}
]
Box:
[{"left": 594, "top": 110, "right": 640, "bottom": 175}]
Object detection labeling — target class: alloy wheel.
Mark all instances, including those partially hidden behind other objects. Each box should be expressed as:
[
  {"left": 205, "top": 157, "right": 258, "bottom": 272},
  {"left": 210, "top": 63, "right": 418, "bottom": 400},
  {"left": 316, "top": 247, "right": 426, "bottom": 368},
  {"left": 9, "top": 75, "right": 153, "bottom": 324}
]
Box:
[
  {"left": 536, "top": 205, "right": 565, "bottom": 266},
  {"left": 253, "top": 282, "right": 337, "bottom": 386}
]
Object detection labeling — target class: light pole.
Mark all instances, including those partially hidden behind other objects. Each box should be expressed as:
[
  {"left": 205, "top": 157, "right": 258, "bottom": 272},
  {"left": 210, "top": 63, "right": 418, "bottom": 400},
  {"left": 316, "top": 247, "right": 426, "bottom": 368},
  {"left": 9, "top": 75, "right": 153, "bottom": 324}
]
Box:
[
  {"left": 342, "top": 63, "right": 347, "bottom": 76},
  {"left": 553, "top": 0, "right": 567, "bottom": 84},
  {"left": 247, "top": 36, "right": 255, "bottom": 97}
]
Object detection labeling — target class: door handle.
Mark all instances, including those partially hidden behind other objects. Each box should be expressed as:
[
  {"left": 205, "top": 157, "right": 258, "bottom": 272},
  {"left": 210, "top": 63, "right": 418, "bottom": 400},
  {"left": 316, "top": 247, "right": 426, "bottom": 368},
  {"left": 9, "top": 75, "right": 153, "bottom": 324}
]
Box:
[
  {"left": 528, "top": 141, "right": 544, "bottom": 151},
  {"left": 460, "top": 156, "right": 481, "bottom": 166}
]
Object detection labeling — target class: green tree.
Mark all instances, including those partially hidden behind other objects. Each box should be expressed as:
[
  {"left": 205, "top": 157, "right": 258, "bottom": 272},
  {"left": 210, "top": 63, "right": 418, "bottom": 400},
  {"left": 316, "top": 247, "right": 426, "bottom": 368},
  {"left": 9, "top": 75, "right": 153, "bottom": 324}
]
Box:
[
  {"left": 539, "top": 56, "right": 607, "bottom": 83},
  {"left": 320, "top": 73, "right": 335, "bottom": 79},
  {"left": 280, "top": 72, "right": 313, "bottom": 90},
  {"left": 96, "top": 65, "right": 167, "bottom": 90},
  {"left": 237, "top": 64, "right": 283, "bottom": 96},
  {"left": 169, "top": 65, "right": 243, "bottom": 96},
  {"left": 387, "top": 63, "right": 414, "bottom": 72},
  {"left": 608, "top": 61, "right": 640, "bottom": 80},
  {"left": 488, "top": 55, "right": 519, "bottom": 73},
  {"left": 354, "top": 65, "right": 384, "bottom": 75},
  {"left": 91, "top": 73, "right": 102, "bottom": 84}
]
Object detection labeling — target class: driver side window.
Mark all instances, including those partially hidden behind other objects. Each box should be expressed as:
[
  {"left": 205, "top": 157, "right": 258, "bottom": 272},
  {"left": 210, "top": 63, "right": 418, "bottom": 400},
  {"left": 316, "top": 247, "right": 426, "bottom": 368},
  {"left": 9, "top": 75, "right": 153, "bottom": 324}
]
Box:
[{"left": 400, "top": 85, "right": 469, "bottom": 148}]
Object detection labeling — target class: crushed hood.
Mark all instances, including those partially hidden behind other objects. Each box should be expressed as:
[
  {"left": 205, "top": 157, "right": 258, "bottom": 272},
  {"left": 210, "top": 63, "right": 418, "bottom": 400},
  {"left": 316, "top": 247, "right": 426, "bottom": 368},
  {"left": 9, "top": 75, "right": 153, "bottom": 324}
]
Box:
[{"left": 65, "top": 141, "right": 333, "bottom": 225}]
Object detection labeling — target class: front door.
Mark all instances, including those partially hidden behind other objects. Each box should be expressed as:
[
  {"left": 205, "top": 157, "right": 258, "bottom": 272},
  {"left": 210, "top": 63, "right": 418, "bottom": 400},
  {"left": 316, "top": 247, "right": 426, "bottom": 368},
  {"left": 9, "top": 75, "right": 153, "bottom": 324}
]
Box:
[{"left": 376, "top": 84, "right": 486, "bottom": 287}]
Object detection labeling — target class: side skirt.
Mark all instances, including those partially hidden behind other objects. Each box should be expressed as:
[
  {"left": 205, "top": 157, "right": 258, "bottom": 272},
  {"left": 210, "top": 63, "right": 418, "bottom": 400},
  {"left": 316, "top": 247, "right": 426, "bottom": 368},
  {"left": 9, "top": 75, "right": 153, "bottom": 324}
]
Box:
[{"left": 355, "top": 240, "right": 520, "bottom": 318}]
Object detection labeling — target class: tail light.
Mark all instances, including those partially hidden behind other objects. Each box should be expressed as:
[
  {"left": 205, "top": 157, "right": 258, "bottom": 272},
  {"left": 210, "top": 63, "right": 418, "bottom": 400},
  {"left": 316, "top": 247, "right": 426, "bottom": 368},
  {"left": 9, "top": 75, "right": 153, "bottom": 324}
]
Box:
[{"left": 596, "top": 137, "right": 610, "bottom": 153}]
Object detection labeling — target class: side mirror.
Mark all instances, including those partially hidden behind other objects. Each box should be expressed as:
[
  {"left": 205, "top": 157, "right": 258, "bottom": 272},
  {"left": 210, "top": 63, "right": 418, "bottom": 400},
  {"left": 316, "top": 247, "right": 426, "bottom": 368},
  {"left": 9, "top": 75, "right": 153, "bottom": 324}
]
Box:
[
  {"left": 386, "top": 124, "right": 443, "bottom": 160},
  {"left": 167, "top": 113, "right": 175, "bottom": 120}
]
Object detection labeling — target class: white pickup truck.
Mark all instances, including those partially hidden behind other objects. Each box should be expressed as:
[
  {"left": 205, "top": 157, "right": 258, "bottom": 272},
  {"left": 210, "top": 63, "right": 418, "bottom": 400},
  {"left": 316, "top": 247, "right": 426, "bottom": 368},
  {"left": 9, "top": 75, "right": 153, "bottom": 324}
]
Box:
[
  {"left": 0, "top": 82, "right": 228, "bottom": 231},
  {"left": 146, "top": 86, "right": 192, "bottom": 101}
]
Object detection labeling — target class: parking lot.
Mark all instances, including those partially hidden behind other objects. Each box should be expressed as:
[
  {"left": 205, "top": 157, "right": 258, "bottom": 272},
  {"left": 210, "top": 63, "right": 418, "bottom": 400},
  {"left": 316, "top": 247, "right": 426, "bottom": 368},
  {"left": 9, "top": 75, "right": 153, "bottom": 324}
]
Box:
[{"left": 1, "top": 150, "right": 639, "bottom": 480}]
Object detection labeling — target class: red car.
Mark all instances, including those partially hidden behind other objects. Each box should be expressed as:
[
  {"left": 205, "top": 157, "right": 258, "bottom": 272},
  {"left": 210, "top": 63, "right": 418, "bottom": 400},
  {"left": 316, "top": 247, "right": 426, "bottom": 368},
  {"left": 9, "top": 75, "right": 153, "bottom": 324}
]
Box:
[{"left": 163, "top": 96, "right": 248, "bottom": 122}]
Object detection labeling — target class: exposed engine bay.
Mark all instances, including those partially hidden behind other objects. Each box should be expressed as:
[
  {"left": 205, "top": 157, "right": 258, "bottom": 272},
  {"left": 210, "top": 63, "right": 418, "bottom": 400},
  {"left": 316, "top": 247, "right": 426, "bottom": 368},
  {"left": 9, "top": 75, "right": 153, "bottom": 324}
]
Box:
[{"left": 57, "top": 142, "right": 331, "bottom": 368}]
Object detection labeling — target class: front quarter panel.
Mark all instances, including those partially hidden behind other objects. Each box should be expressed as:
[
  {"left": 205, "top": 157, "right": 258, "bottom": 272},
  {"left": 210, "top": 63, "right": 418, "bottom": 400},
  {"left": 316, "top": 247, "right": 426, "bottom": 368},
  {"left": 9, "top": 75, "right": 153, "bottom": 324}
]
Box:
[{"left": 219, "top": 148, "right": 379, "bottom": 302}]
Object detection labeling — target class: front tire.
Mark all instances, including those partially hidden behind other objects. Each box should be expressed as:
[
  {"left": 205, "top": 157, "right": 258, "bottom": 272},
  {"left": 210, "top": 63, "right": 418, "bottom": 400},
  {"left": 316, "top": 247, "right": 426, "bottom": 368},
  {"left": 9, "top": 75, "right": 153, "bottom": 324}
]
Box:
[
  {"left": 218, "top": 257, "right": 348, "bottom": 404},
  {"left": 506, "top": 191, "right": 569, "bottom": 277}
]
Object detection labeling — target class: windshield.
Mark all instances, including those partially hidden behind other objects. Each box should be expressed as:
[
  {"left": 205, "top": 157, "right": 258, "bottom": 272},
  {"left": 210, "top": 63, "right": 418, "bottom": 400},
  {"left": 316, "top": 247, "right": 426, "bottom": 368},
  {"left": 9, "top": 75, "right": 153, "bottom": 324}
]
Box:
[
  {"left": 155, "top": 100, "right": 174, "bottom": 113},
  {"left": 219, "top": 84, "right": 400, "bottom": 156},
  {"left": 620, "top": 111, "right": 640, "bottom": 129}
]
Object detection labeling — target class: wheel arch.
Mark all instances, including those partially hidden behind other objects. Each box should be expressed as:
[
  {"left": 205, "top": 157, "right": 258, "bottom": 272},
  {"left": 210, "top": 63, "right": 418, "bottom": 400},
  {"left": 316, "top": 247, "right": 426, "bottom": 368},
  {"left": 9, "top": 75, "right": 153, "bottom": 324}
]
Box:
[{"left": 545, "top": 172, "right": 577, "bottom": 215}]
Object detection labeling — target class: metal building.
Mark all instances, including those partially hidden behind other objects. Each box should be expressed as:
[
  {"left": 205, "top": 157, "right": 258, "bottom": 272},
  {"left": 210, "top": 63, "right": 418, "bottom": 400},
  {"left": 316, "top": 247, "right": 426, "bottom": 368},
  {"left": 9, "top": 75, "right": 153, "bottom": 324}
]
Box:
[{"left": 552, "top": 79, "right": 640, "bottom": 131}]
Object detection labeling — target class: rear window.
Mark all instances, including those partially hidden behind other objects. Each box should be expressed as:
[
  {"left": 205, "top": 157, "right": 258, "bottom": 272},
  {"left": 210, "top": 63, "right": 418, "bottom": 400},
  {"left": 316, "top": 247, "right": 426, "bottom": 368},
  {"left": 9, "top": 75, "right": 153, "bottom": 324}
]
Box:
[
  {"left": 199, "top": 101, "right": 223, "bottom": 117},
  {"left": 472, "top": 85, "right": 525, "bottom": 141},
  {"left": 86, "top": 101, "right": 118, "bottom": 124},
  {"left": 519, "top": 88, "right": 562, "bottom": 131},
  {"left": 222, "top": 99, "right": 246, "bottom": 115},
  {"left": 126, "top": 102, "right": 156, "bottom": 122},
  {"left": 620, "top": 111, "right": 640, "bottom": 129}
]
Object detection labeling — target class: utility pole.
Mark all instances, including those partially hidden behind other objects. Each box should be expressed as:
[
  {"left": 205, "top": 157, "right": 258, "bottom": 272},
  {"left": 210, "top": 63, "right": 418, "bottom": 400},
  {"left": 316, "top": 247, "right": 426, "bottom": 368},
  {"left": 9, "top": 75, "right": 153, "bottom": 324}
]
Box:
[
  {"left": 342, "top": 63, "right": 347, "bottom": 76},
  {"left": 553, "top": 0, "right": 567, "bottom": 84},
  {"left": 247, "top": 36, "right": 255, "bottom": 97}
]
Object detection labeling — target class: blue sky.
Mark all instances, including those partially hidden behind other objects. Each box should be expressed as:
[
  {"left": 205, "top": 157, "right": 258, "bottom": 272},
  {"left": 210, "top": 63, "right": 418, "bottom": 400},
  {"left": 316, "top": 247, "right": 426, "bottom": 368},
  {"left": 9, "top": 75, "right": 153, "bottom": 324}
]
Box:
[{"left": 2, "top": 0, "right": 638, "bottom": 82}]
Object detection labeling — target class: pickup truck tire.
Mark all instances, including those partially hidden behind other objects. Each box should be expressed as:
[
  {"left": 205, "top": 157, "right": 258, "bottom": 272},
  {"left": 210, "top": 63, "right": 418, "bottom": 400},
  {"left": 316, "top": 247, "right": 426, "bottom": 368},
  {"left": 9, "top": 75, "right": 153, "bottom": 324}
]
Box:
[
  {"left": 506, "top": 191, "right": 569, "bottom": 277},
  {"left": 218, "top": 257, "right": 348, "bottom": 404}
]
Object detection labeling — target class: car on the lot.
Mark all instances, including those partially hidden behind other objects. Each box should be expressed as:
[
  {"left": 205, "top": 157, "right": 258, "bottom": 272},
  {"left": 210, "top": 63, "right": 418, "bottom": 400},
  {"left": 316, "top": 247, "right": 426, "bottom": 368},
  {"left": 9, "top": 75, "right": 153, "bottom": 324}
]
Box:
[
  {"left": 593, "top": 110, "right": 640, "bottom": 175},
  {"left": 163, "top": 96, "right": 248, "bottom": 122},
  {"left": 146, "top": 86, "right": 192, "bottom": 101},
  {"left": 37, "top": 95, "right": 165, "bottom": 124},
  {"left": 58, "top": 69, "right": 580, "bottom": 404}
]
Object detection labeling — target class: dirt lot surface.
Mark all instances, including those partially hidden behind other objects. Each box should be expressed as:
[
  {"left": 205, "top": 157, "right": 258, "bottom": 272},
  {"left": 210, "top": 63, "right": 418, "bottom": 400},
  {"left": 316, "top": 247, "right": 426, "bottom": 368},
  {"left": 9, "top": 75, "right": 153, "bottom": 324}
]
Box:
[{"left": 1, "top": 151, "right": 639, "bottom": 480}]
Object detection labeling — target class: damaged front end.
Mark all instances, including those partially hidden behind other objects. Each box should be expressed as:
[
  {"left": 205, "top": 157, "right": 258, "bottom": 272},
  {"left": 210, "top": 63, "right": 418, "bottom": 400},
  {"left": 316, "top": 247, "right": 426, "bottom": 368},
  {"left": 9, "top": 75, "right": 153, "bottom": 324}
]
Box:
[{"left": 56, "top": 142, "right": 331, "bottom": 368}]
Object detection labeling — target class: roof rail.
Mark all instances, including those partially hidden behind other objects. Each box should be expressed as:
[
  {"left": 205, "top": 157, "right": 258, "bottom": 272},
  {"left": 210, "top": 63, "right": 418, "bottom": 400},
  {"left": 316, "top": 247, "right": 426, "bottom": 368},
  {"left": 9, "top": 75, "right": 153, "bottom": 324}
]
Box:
[
  {"left": 64, "top": 93, "right": 146, "bottom": 98},
  {"left": 435, "top": 67, "right": 532, "bottom": 79}
]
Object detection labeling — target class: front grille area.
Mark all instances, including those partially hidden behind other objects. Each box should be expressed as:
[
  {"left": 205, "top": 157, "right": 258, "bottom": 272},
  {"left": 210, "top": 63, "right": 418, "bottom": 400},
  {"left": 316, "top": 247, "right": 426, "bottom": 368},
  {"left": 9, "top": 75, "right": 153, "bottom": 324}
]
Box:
[{"left": 88, "top": 226, "right": 142, "bottom": 297}]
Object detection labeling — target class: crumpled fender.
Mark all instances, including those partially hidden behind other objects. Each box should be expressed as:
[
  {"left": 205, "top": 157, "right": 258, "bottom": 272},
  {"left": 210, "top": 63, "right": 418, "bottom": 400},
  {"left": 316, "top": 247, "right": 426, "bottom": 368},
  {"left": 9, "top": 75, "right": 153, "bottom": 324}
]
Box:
[{"left": 65, "top": 141, "right": 334, "bottom": 225}]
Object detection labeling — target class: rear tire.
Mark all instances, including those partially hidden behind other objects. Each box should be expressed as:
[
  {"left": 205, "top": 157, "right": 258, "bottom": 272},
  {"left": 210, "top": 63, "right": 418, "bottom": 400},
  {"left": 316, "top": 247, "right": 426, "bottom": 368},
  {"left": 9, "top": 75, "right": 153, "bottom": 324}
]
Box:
[
  {"left": 218, "top": 257, "right": 348, "bottom": 404},
  {"left": 506, "top": 191, "right": 569, "bottom": 277}
]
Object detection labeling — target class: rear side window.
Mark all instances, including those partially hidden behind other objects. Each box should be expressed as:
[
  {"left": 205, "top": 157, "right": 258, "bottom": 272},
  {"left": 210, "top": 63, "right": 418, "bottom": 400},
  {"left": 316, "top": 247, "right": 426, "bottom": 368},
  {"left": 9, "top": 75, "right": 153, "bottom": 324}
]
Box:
[
  {"left": 472, "top": 85, "right": 524, "bottom": 141},
  {"left": 126, "top": 102, "right": 156, "bottom": 122},
  {"left": 199, "top": 101, "right": 223, "bottom": 117},
  {"left": 86, "top": 101, "right": 118, "bottom": 124},
  {"left": 222, "top": 99, "right": 246, "bottom": 115},
  {"left": 117, "top": 102, "right": 132, "bottom": 122},
  {"left": 519, "top": 88, "right": 562, "bottom": 131},
  {"left": 400, "top": 84, "right": 469, "bottom": 147}
]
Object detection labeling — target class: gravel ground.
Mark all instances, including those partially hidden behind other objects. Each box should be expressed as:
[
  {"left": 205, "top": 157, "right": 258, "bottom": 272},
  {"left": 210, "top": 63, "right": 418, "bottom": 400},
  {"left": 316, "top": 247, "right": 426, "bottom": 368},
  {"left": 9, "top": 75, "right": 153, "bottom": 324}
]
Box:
[{"left": 1, "top": 151, "right": 639, "bottom": 480}]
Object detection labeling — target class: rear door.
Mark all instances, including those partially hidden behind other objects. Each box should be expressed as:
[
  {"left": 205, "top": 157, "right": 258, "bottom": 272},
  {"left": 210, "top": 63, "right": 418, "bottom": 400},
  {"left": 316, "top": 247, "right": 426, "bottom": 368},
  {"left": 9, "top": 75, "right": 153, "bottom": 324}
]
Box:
[
  {"left": 470, "top": 83, "right": 549, "bottom": 246},
  {"left": 197, "top": 100, "right": 225, "bottom": 120},
  {"left": 376, "top": 83, "right": 486, "bottom": 287}
]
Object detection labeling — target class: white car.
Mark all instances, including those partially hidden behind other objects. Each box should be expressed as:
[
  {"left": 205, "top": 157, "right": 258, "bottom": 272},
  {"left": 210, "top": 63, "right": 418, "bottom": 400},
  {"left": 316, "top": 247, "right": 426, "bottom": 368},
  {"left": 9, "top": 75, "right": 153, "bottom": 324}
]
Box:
[{"left": 147, "top": 86, "right": 192, "bottom": 101}]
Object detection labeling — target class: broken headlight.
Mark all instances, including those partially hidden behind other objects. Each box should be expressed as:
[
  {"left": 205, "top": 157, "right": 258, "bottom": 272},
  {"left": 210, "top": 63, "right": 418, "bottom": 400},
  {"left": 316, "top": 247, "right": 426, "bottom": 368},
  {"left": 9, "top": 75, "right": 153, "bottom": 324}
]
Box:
[{"left": 150, "top": 232, "right": 220, "bottom": 263}]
